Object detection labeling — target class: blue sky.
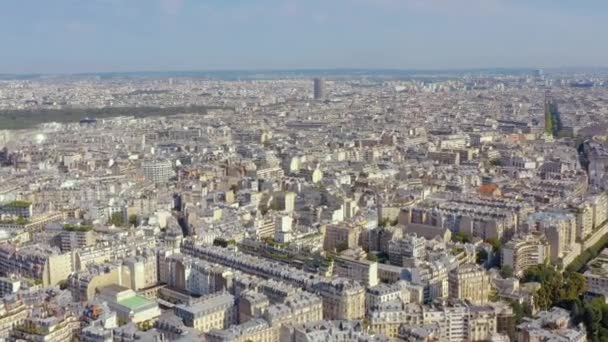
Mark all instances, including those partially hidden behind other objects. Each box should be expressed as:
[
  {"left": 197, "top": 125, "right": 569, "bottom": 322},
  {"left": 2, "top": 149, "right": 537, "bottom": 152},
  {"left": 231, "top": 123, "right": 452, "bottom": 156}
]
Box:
[{"left": 1, "top": 0, "right": 607, "bottom": 73}]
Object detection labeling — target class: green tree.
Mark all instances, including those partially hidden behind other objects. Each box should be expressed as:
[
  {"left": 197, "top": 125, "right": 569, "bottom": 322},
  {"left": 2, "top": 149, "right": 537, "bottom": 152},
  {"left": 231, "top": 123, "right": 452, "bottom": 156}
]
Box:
[
  {"left": 584, "top": 301, "right": 602, "bottom": 341},
  {"left": 508, "top": 300, "right": 524, "bottom": 323},
  {"left": 110, "top": 212, "right": 123, "bottom": 226},
  {"left": 378, "top": 218, "right": 390, "bottom": 228},
  {"left": 128, "top": 214, "right": 138, "bottom": 226},
  {"left": 213, "top": 238, "right": 228, "bottom": 248},
  {"left": 500, "top": 265, "right": 513, "bottom": 278},
  {"left": 487, "top": 237, "right": 501, "bottom": 251},
  {"left": 454, "top": 232, "right": 471, "bottom": 243},
  {"left": 560, "top": 272, "right": 587, "bottom": 300}
]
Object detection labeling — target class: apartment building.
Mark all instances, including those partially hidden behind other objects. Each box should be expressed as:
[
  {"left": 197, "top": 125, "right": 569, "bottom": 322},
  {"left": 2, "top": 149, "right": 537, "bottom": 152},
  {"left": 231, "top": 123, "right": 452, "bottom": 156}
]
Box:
[
  {"left": 333, "top": 248, "right": 379, "bottom": 287},
  {"left": 448, "top": 264, "right": 492, "bottom": 305},
  {"left": 175, "top": 292, "right": 236, "bottom": 333}
]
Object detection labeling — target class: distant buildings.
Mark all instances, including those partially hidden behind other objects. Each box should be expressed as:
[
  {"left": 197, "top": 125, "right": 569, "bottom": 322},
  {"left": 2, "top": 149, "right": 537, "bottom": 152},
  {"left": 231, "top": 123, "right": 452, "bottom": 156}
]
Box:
[{"left": 1, "top": 71, "right": 608, "bottom": 341}]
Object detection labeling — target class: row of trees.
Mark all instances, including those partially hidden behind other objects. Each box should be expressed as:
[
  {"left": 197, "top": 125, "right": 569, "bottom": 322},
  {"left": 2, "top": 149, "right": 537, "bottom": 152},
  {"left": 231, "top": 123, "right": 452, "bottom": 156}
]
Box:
[
  {"left": 544, "top": 101, "right": 562, "bottom": 136},
  {"left": 566, "top": 233, "right": 608, "bottom": 273},
  {"left": 0, "top": 105, "right": 229, "bottom": 129}
]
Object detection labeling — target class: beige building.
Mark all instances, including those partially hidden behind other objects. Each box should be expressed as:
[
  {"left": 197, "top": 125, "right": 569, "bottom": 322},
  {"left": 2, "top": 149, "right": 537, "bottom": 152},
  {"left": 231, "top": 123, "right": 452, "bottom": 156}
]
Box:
[
  {"left": 424, "top": 304, "right": 497, "bottom": 342},
  {"left": 525, "top": 211, "right": 577, "bottom": 264},
  {"left": 592, "top": 192, "right": 608, "bottom": 228},
  {"left": 12, "top": 314, "right": 80, "bottom": 342},
  {"left": 206, "top": 318, "right": 278, "bottom": 342},
  {"left": 572, "top": 200, "right": 594, "bottom": 241},
  {"left": 175, "top": 292, "right": 236, "bottom": 333},
  {"left": 273, "top": 191, "right": 296, "bottom": 213},
  {"left": 333, "top": 248, "right": 379, "bottom": 287},
  {"left": 448, "top": 264, "right": 492, "bottom": 305},
  {"left": 584, "top": 249, "right": 608, "bottom": 298},
  {"left": 323, "top": 222, "right": 361, "bottom": 252},
  {"left": 122, "top": 250, "right": 157, "bottom": 290},
  {"left": 314, "top": 279, "right": 365, "bottom": 320},
  {"left": 97, "top": 285, "right": 161, "bottom": 324},
  {"left": 0, "top": 298, "right": 28, "bottom": 340},
  {"left": 68, "top": 263, "right": 133, "bottom": 302},
  {"left": 369, "top": 303, "right": 423, "bottom": 338},
  {"left": 238, "top": 291, "right": 270, "bottom": 324},
  {"left": 366, "top": 281, "right": 423, "bottom": 313},
  {"left": 501, "top": 235, "right": 549, "bottom": 276},
  {"left": 263, "top": 292, "right": 323, "bottom": 327},
  {"left": 0, "top": 244, "right": 76, "bottom": 287}
]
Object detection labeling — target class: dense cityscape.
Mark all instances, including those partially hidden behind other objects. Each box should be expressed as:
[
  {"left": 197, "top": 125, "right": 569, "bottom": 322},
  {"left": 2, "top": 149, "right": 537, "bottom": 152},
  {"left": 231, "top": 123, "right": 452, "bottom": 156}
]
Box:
[{"left": 0, "top": 70, "right": 607, "bottom": 341}]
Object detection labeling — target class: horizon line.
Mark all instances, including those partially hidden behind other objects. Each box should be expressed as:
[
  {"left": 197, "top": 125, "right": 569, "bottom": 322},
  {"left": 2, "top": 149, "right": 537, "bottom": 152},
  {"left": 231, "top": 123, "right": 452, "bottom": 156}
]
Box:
[{"left": 2, "top": 65, "right": 608, "bottom": 78}]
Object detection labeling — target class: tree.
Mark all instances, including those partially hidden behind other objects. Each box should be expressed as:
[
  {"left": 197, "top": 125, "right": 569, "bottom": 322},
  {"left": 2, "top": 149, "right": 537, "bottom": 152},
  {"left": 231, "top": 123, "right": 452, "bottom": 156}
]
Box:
[
  {"left": 213, "top": 238, "right": 228, "bottom": 248},
  {"left": 128, "top": 214, "right": 138, "bottom": 227},
  {"left": 560, "top": 272, "right": 587, "bottom": 300},
  {"left": 110, "top": 212, "right": 123, "bottom": 226},
  {"left": 584, "top": 301, "right": 602, "bottom": 341},
  {"left": 367, "top": 253, "right": 379, "bottom": 262},
  {"left": 487, "top": 237, "right": 501, "bottom": 252},
  {"left": 500, "top": 265, "right": 513, "bottom": 278},
  {"left": 509, "top": 300, "right": 524, "bottom": 323},
  {"left": 378, "top": 218, "right": 390, "bottom": 228},
  {"left": 454, "top": 232, "right": 471, "bottom": 243}
]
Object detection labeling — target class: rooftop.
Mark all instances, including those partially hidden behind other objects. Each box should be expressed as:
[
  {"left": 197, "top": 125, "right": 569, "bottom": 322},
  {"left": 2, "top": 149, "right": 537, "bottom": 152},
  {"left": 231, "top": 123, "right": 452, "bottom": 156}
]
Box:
[{"left": 118, "top": 295, "right": 154, "bottom": 311}]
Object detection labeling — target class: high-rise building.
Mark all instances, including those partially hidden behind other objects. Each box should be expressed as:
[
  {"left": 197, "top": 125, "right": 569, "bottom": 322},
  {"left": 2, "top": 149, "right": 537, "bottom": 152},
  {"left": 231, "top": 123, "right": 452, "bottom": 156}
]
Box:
[{"left": 313, "top": 78, "right": 324, "bottom": 100}]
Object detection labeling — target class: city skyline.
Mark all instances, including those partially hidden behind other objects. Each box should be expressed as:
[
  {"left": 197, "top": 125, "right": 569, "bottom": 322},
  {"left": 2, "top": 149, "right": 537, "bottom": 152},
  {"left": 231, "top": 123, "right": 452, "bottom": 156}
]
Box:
[{"left": 1, "top": 0, "right": 608, "bottom": 74}]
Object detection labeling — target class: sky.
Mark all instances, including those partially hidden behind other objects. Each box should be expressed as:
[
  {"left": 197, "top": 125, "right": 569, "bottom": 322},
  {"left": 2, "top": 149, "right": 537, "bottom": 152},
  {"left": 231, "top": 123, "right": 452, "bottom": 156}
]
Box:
[{"left": 0, "top": 0, "right": 607, "bottom": 74}]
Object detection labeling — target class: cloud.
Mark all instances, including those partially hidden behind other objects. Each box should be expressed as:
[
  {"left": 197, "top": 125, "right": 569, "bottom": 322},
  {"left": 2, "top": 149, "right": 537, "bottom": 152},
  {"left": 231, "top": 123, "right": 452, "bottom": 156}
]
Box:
[{"left": 159, "top": 0, "right": 185, "bottom": 16}]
